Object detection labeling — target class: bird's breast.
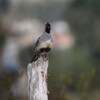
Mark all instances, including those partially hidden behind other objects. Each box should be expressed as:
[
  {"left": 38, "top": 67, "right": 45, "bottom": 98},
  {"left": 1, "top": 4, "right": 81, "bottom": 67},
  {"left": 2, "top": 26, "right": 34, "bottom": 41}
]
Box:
[
  {"left": 46, "top": 40, "right": 51, "bottom": 44},
  {"left": 37, "top": 40, "right": 53, "bottom": 50}
]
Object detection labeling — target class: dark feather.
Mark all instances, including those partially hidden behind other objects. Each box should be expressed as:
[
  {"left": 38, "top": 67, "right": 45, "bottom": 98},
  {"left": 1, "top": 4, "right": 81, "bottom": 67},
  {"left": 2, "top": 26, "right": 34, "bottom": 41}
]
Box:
[
  {"left": 31, "top": 50, "right": 40, "bottom": 62},
  {"left": 31, "top": 38, "right": 40, "bottom": 63}
]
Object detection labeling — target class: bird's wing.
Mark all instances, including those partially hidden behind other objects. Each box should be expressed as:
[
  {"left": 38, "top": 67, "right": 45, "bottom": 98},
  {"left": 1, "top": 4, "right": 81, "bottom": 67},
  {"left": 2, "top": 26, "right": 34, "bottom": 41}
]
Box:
[
  {"left": 33, "top": 37, "right": 40, "bottom": 51},
  {"left": 31, "top": 37, "right": 41, "bottom": 62}
]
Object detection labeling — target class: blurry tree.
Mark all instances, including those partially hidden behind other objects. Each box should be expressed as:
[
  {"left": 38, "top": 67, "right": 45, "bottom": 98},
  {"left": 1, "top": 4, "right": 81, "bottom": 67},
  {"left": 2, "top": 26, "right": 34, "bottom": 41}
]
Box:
[
  {"left": 63, "top": 0, "right": 100, "bottom": 92},
  {"left": 0, "top": 0, "right": 11, "bottom": 13}
]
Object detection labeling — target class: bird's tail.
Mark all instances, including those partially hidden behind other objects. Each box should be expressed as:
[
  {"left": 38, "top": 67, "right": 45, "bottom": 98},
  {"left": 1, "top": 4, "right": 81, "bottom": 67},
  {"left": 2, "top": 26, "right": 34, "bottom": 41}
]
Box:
[{"left": 31, "top": 51, "right": 40, "bottom": 63}]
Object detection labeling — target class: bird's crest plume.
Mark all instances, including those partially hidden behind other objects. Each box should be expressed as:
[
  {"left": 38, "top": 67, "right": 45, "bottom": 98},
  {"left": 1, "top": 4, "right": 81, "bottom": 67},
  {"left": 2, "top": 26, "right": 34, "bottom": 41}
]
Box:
[{"left": 45, "top": 22, "right": 51, "bottom": 33}]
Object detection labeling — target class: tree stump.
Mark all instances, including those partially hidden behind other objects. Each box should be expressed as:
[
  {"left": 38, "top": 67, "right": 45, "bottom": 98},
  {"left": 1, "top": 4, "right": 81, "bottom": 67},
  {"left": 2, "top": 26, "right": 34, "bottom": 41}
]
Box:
[{"left": 27, "top": 55, "right": 49, "bottom": 100}]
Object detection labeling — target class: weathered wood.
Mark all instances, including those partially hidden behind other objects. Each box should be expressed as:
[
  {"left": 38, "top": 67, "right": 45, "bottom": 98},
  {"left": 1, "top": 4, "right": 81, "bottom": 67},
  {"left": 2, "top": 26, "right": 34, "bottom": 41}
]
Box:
[{"left": 27, "top": 56, "right": 49, "bottom": 100}]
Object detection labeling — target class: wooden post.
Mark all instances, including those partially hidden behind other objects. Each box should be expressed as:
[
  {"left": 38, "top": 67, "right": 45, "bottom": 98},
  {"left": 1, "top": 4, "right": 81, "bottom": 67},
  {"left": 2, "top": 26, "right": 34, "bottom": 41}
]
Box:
[{"left": 27, "top": 55, "right": 49, "bottom": 100}]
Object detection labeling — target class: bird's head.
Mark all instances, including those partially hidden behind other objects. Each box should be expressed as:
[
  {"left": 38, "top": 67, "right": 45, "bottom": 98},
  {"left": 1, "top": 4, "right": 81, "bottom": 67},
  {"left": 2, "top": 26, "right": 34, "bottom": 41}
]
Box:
[{"left": 45, "top": 22, "right": 51, "bottom": 33}]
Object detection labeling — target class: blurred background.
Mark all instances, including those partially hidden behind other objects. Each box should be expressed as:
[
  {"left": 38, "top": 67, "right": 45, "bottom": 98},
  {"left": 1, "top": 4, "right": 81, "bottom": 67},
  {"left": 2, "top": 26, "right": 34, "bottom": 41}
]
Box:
[{"left": 0, "top": 0, "right": 100, "bottom": 100}]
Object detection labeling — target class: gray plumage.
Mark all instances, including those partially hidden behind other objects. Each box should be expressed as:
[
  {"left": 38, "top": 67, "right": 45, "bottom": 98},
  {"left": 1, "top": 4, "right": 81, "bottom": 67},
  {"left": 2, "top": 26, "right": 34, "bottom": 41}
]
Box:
[{"left": 31, "top": 23, "right": 53, "bottom": 62}]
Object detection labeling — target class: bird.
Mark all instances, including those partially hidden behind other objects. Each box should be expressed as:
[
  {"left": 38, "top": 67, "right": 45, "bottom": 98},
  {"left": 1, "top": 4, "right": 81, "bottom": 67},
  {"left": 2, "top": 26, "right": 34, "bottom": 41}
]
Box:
[{"left": 31, "top": 22, "right": 53, "bottom": 63}]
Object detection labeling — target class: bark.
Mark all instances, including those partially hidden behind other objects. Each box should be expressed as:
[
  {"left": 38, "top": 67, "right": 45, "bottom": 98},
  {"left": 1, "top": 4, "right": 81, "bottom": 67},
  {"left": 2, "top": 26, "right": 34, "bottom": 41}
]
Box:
[{"left": 27, "top": 56, "right": 49, "bottom": 100}]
